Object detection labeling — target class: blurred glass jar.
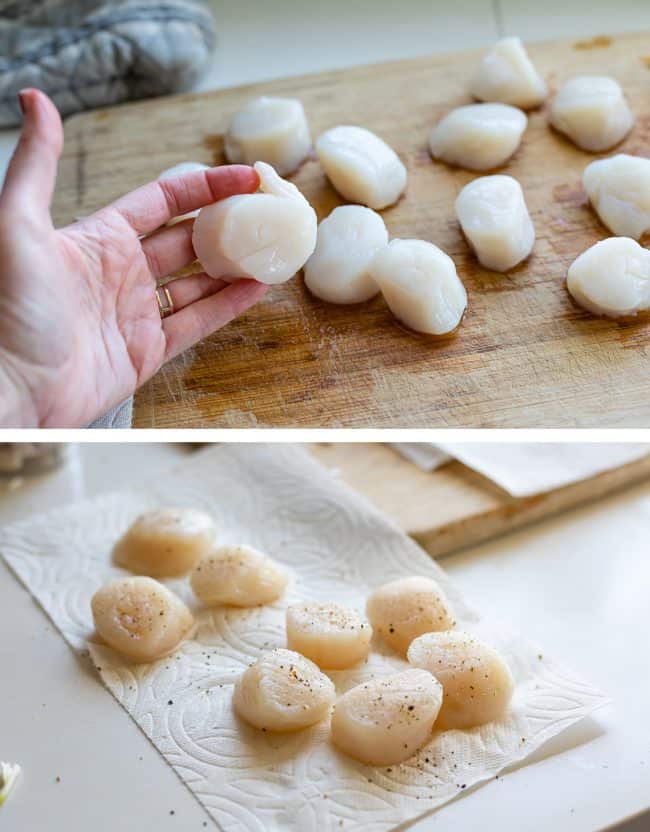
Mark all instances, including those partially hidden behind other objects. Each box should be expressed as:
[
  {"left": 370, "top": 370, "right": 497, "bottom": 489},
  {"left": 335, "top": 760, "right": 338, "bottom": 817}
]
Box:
[{"left": 0, "top": 444, "right": 68, "bottom": 477}]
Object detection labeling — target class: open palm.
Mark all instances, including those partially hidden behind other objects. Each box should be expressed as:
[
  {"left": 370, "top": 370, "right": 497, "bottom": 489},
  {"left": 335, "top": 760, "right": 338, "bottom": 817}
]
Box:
[{"left": 0, "top": 89, "right": 267, "bottom": 428}]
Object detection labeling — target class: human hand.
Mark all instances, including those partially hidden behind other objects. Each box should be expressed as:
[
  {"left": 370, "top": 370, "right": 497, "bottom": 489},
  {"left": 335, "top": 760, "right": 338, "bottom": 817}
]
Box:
[{"left": 0, "top": 88, "right": 268, "bottom": 428}]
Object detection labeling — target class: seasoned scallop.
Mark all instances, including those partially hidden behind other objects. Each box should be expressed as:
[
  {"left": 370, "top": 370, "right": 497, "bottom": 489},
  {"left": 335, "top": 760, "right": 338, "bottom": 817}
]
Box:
[
  {"left": 583, "top": 154, "right": 650, "bottom": 240},
  {"left": 330, "top": 669, "right": 443, "bottom": 765},
  {"left": 366, "top": 576, "right": 454, "bottom": 656},
  {"left": 91, "top": 576, "right": 195, "bottom": 662},
  {"left": 429, "top": 103, "right": 527, "bottom": 171},
  {"left": 232, "top": 648, "right": 336, "bottom": 732},
  {"left": 315, "top": 125, "right": 407, "bottom": 210},
  {"left": 224, "top": 96, "right": 311, "bottom": 176},
  {"left": 113, "top": 507, "right": 217, "bottom": 578},
  {"left": 455, "top": 175, "right": 535, "bottom": 272},
  {"left": 549, "top": 77, "right": 634, "bottom": 152},
  {"left": 470, "top": 36, "right": 547, "bottom": 110},
  {"left": 190, "top": 544, "right": 287, "bottom": 607},
  {"left": 369, "top": 239, "right": 467, "bottom": 335},
  {"left": 192, "top": 161, "right": 317, "bottom": 284},
  {"left": 566, "top": 236, "right": 650, "bottom": 318},
  {"left": 407, "top": 631, "right": 514, "bottom": 729},
  {"left": 286, "top": 601, "right": 372, "bottom": 669},
  {"left": 303, "top": 205, "right": 387, "bottom": 304}
]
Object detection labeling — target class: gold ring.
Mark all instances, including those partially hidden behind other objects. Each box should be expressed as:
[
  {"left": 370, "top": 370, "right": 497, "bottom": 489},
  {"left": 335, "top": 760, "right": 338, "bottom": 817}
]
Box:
[{"left": 156, "top": 286, "right": 174, "bottom": 319}]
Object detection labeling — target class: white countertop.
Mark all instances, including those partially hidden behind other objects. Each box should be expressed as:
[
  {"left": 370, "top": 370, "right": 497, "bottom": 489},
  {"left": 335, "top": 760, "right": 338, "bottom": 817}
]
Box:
[{"left": 0, "top": 443, "right": 649, "bottom": 832}]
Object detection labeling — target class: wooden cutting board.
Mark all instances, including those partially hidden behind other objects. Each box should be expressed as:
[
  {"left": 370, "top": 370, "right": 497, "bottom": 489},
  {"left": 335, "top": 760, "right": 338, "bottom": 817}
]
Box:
[
  {"left": 52, "top": 32, "right": 650, "bottom": 428},
  {"left": 309, "top": 444, "right": 650, "bottom": 556}
]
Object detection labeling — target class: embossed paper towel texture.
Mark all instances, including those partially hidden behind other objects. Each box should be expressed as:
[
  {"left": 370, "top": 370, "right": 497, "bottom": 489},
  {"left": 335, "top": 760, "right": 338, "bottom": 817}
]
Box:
[{"left": 0, "top": 445, "right": 608, "bottom": 832}]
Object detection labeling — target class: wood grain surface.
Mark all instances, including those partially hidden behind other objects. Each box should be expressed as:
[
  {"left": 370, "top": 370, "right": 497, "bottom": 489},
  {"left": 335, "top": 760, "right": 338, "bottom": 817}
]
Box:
[
  {"left": 52, "top": 32, "right": 650, "bottom": 428},
  {"left": 309, "top": 443, "right": 650, "bottom": 556}
]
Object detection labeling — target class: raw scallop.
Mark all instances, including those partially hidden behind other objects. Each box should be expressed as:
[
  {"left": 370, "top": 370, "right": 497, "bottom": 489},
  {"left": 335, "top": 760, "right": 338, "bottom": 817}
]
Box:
[
  {"left": 330, "top": 669, "right": 443, "bottom": 765},
  {"left": 192, "top": 161, "right": 317, "bottom": 284},
  {"left": 455, "top": 175, "right": 535, "bottom": 271},
  {"left": 191, "top": 544, "right": 287, "bottom": 607},
  {"left": 429, "top": 103, "right": 527, "bottom": 171},
  {"left": 315, "top": 125, "right": 407, "bottom": 210},
  {"left": 369, "top": 239, "right": 467, "bottom": 335},
  {"left": 566, "top": 237, "right": 650, "bottom": 318},
  {"left": 366, "top": 575, "right": 454, "bottom": 655},
  {"left": 233, "top": 648, "right": 336, "bottom": 732},
  {"left": 470, "top": 36, "right": 547, "bottom": 109},
  {"left": 582, "top": 154, "right": 650, "bottom": 240},
  {"left": 91, "top": 576, "right": 195, "bottom": 662},
  {"left": 224, "top": 96, "right": 311, "bottom": 175},
  {"left": 549, "top": 77, "right": 634, "bottom": 152},
  {"left": 407, "top": 631, "right": 514, "bottom": 729},
  {"left": 303, "top": 205, "right": 387, "bottom": 303},
  {"left": 286, "top": 601, "right": 372, "bottom": 669}
]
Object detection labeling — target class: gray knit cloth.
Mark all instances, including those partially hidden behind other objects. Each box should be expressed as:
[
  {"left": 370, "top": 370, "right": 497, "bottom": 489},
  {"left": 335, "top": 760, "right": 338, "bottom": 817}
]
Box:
[
  {"left": 0, "top": 0, "right": 217, "bottom": 127},
  {"left": 88, "top": 397, "right": 133, "bottom": 428}
]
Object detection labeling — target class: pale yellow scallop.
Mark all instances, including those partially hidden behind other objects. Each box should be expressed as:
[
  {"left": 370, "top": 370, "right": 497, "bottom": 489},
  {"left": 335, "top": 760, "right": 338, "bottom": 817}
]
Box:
[
  {"left": 366, "top": 576, "right": 454, "bottom": 656},
  {"left": 286, "top": 601, "right": 372, "bottom": 669},
  {"left": 407, "top": 630, "right": 515, "bottom": 729},
  {"left": 233, "top": 648, "right": 336, "bottom": 732},
  {"left": 91, "top": 576, "right": 195, "bottom": 662},
  {"left": 113, "top": 507, "right": 218, "bottom": 578},
  {"left": 191, "top": 544, "right": 287, "bottom": 607}
]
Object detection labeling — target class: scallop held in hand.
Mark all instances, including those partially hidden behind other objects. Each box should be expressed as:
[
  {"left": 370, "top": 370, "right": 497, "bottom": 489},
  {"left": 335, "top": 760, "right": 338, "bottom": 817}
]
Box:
[
  {"left": 407, "top": 631, "right": 514, "bottom": 729},
  {"left": 192, "top": 161, "right": 317, "bottom": 284},
  {"left": 91, "top": 576, "right": 195, "bottom": 662},
  {"left": 224, "top": 96, "right": 311, "bottom": 176},
  {"left": 286, "top": 601, "right": 372, "bottom": 669},
  {"left": 191, "top": 544, "right": 287, "bottom": 607},
  {"left": 304, "top": 205, "right": 387, "bottom": 304},
  {"left": 315, "top": 125, "right": 407, "bottom": 210},
  {"left": 470, "top": 36, "right": 547, "bottom": 109},
  {"left": 456, "top": 175, "right": 535, "bottom": 272},
  {"left": 113, "top": 507, "right": 218, "bottom": 577},
  {"left": 369, "top": 239, "right": 467, "bottom": 335},
  {"left": 233, "top": 648, "right": 336, "bottom": 732},
  {"left": 330, "top": 669, "right": 443, "bottom": 765},
  {"left": 366, "top": 576, "right": 454, "bottom": 656},
  {"left": 429, "top": 103, "right": 527, "bottom": 171},
  {"left": 549, "top": 77, "right": 634, "bottom": 152},
  {"left": 566, "top": 237, "right": 650, "bottom": 318},
  {"left": 583, "top": 154, "right": 650, "bottom": 240}
]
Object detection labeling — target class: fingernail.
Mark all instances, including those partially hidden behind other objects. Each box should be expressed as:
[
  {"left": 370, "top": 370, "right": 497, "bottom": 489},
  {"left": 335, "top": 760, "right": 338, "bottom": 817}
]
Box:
[{"left": 18, "top": 90, "right": 27, "bottom": 115}]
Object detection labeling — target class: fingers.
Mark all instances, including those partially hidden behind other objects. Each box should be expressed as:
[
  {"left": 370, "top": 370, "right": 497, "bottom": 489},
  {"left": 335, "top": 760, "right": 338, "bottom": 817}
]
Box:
[
  {"left": 0, "top": 89, "right": 63, "bottom": 220},
  {"left": 163, "top": 279, "right": 268, "bottom": 361},
  {"left": 163, "top": 272, "right": 227, "bottom": 312},
  {"left": 142, "top": 218, "right": 197, "bottom": 278},
  {"left": 107, "top": 164, "right": 260, "bottom": 237}
]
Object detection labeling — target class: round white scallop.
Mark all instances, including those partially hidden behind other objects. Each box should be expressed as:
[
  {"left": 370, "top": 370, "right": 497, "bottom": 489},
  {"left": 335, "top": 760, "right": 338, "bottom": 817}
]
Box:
[
  {"left": 583, "top": 154, "right": 650, "bottom": 240},
  {"left": 190, "top": 544, "right": 287, "bottom": 607},
  {"left": 192, "top": 161, "right": 317, "bottom": 284},
  {"left": 286, "top": 601, "right": 372, "bottom": 669},
  {"left": 366, "top": 575, "right": 455, "bottom": 656},
  {"left": 232, "top": 648, "right": 336, "bottom": 732},
  {"left": 224, "top": 96, "right": 311, "bottom": 176},
  {"left": 330, "top": 669, "right": 443, "bottom": 765},
  {"left": 550, "top": 76, "right": 634, "bottom": 152},
  {"left": 369, "top": 239, "right": 467, "bottom": 335},
  {"left": 455, "top": 175, "right": 535, "bottom": 272},
  {"left": 566, "top": 236, "right": 650, "bottom": 318},
  {"left": 429, "top": 103, "right": 527, "bottom": 171},
  {"left": 113, "top": 507, "right": 218, "bottom": 578},
  {"left": 407, "top": 631, "right": 515, "bottom": 729},
  {"left": 304, "top": 205, "right": 387, "bottom": 304},
  {"left": 315, "top": 125, "right": 407, "bottom": 210},
  {"left": 91, "top": 576, "right": 195, "bottom": 662},
  {"left": 470, "top": 36, "right": 547, "bottom": 109}
]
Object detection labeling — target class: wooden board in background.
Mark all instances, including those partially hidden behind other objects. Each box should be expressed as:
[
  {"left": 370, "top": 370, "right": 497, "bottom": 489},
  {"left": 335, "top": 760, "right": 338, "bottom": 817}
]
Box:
[
  {"left": 309, "top": 444, "right": 650, "bottom": 556},
  {"left": 52, "top": 32, "right": 650, "bottom": 427}
]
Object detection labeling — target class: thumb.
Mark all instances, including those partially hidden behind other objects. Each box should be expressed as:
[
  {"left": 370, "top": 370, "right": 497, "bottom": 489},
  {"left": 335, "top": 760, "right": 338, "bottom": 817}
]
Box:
[{"left": 0, "top": 89, "right": 63, "bottom": 221}]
